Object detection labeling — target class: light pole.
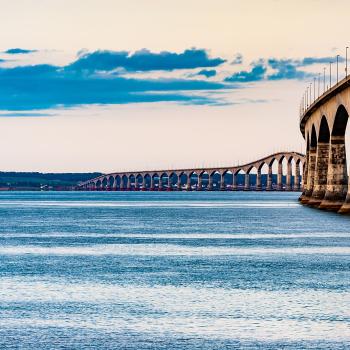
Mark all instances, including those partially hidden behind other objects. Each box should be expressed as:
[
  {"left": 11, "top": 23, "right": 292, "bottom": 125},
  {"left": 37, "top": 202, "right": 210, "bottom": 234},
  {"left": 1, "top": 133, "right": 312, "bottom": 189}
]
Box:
[
  {"left": 310, "top": 83, "right": 312, "bottom": 103},
  {"left": 302, "top": 95, "right": 304, "bottom": 113},
  {"left": 306, "top": 87, "right": 308, "bottom": 107},
  {"left": 313, "top": 77, "right": 316, "bottom": 101},
  {"left": 329, "top": 62, "right": 332, "bottom": 89},
  {"left": 336, "top": 54, "right": 339, "bottom": 83},
  {"left": 346, "top": 47, "right": 349, "bottom": 78},
  {"left": 323, "top": 67, "right": 326, "bottom": 93},
  {"left": 318, "top": 73, "right": 320, "bottom": 98}
]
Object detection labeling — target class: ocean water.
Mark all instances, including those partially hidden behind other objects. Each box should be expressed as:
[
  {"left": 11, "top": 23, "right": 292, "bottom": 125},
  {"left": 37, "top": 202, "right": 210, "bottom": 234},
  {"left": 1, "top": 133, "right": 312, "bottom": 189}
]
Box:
[{"left": 0, "top": 191, "right": 349, "bottom": 349}]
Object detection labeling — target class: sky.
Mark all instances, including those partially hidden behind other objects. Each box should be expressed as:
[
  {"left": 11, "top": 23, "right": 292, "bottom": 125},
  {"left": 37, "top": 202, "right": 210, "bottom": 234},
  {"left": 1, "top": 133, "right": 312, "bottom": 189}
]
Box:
[{"left": 0, "top": 0, "right": 349, "bottom": 172}]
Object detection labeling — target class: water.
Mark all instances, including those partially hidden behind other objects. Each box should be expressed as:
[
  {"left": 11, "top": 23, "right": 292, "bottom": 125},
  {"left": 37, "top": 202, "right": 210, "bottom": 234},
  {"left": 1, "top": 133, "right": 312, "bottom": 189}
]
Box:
[{"left": 0, "top": 191, "right": 349, "bottom": 349}]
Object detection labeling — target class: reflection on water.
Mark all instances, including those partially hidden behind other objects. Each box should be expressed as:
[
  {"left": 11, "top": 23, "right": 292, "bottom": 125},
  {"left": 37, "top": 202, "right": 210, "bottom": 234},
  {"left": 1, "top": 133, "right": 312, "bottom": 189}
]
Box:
[{"left": 0, "top": 191, "right": 349, "bottom": 349}]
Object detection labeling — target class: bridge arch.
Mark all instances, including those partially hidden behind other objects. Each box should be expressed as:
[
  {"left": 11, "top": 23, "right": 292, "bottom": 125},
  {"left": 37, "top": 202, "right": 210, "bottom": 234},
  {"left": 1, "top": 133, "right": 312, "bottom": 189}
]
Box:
[
  {"left": 135, "top": 174, "right": 143, "bottom": 190},
  {"left": 199, "top": 170, "right": 209, "bottom": 190},
  {"left": 209, "top": 170, "right": 221, "bottom": 191},
  {"left": 151, "top": 173, "right": 159, "bottom": 190},
  {"left": 308, "top": 116, "right": 331, "bottom": 203}
]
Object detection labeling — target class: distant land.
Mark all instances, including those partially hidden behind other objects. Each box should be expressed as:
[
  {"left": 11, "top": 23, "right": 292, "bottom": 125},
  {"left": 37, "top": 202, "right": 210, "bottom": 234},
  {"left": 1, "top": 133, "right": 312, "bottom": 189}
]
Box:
[{"left": 0, "top": 172, "right": 102, "bottom": 191}]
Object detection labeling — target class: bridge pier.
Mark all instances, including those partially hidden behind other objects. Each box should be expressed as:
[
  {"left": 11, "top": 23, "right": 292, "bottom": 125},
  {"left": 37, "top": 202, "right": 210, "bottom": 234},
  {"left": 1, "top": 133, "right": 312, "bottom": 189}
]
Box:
[
  {"left": 300, "top": 146, "right": 316, "bottom": 204},
  {"left": 339, "top": 185, "right": 350, "bottom": 213},
  {"left": 142, "top": 177, "right": 147, "bottom": 191},
  {"left": 232, "top": 173, "right": 237, "bottom": 190},
  {"left": 308, "top": 142, "right": 329, "bottom": 206},
  {"left": 319, "top": 137, "right": 348, "bottom": 211},
  {"left": 256, "top": 170, "right": 262, "bottom": 190},
  {"left": 208, "top": 177, "right": 213, "bottom": 191},
  {"left": 198, "top": 177, "right": 202, "bottom": 191},
  {"left": 177, "top": 177, "right": 182, "bottom": 191},
  {"left": 186, "top": 176, "right": 191, "bottom": 191},
  {"left": 244, "top": 173, "right": 249, "bottom": 191},
  {"left": 286, "top": 162, "right": 292, "bottom": 191},
  {"left": 294, "top": 162, "right": 300, "bottom": 191},
  {"left": 220, "top": 174, "right": 226, "bottom": 191},
  {"left": 127, "top": 178, "right": 132, "bottom": 191},
  {"left": 277, "top": 162, "right": 283, "bottom": 190},
  {"left": 266, "top": 166, "right": 272, "bottom": 191}
]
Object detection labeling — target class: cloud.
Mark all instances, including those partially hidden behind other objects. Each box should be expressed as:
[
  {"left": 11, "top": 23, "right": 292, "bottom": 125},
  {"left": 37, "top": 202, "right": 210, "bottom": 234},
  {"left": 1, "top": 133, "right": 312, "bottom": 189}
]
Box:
[
  {"left": 0, "top": 112, "right": 54, "bottom": 117},
  {"left": 225, "top": 56, "right": 325, "bottom": 83},
  {"left": 0, "top": 62, "right": 228, "bottom": 110},
  {"left": 231, "top": 53, "right": 243, "bottom": 65},
  {"left": 224, "top": 63, "right": 267, "bottom": 82},
  {"left": 300, "top": 56, "right": 345, "bottom": 65},
  {"left": 196, "top": 69, "right": 217, "bottom": 78},
  {"left": 267, "top": 58, "right": 312, "bottom": 80},
  {"left": 67, "top": 48, "right": 226, "bottom": 72},
  {"left": 4, "top": 48, "right": 37, "bottom": 54}
]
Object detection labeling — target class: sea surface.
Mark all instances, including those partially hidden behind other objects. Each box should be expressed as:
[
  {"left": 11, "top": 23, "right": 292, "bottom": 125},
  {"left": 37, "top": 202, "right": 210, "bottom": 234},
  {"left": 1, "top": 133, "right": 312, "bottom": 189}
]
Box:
[{"left": 0, "top": 191, "right": 349, "bottom": 349}]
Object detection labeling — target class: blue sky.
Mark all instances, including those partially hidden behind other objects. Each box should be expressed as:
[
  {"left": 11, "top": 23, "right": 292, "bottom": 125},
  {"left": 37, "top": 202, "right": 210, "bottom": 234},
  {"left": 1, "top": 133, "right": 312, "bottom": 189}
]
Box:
[{"left": 0, "top": 0, "right": 349, "bottom": 172}]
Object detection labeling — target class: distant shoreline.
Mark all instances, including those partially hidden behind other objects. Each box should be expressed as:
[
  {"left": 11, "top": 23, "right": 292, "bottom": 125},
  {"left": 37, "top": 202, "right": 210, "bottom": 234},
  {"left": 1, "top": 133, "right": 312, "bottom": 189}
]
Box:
[{"left": 0, "top": 172, "right": 102, "bottom": 191}]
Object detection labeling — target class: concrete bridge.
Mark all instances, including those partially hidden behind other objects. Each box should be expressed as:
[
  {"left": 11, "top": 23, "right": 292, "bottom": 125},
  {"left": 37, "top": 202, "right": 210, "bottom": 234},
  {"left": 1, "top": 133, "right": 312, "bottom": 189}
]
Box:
[
  {"left": 77, "top": 151, "right": 304, "bottom": 192},
  {"left": 299, "top": 73, "right": 350, "bottom": 213}
]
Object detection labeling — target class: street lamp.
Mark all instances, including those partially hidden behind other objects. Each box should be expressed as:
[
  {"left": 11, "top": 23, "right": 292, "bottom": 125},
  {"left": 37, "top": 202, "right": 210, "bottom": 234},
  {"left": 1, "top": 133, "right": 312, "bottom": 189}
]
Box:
[
  {"left": 336, "top": 54, "right": 340, "bottom": 83},
  {"left": 329, "top": 62, "right": 332, "bottom": 89},
  {"left": 318, "top": 73, "right": 320, "bottom": 98},
  {"left": 323, "top": 67, "right": 326, "bottom": 93},
  {"left": 346, "top": 47, "right": 349, "bottom": 78},
  {"left": 313, "top": 77, "right": 316, "bottom": 101},
  {"left": 310, "top": 83, "right": 312, "bottom": 103}
]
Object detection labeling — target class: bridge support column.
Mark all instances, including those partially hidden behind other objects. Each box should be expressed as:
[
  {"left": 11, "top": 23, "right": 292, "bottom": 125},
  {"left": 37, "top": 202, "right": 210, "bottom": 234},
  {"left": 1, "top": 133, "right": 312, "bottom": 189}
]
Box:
[
  {"left": 277, "top": 162, "right": 283, "bottom": 190},
  {"left": 319, "top": 136, "right": 348, "bottom": 211},
  {"left": 244, "top": 173, "right": 250, "bottom": 191},
  {"left": 141, "top": 176, "right": 147, "bottom": 191},
  {"left": 266, "top": 166, "right": 272, "bottom": 190},
  {"left": 300, "top": 146, "right": 316, "bottom": 203},
  {"left": 339, "top": 180, "right": 350, "bottom": 213},
  {"left": 232, "top": 173, "right": 237, "bottom": 190},
  {"left": 220, "top": 174, "right": 226, "bottom": 191},
  {"left": 186, "top": 175, "right": 191, "bottom": 191},
  {"left": 208, "top": 176, "right": 213, "bottom": 191},
  {"left": 177, "top": 176, "right": 182, "bottom": 191},
  {"left": 286, "top": 162, "right": 292, "bottom": 191},
  {"left": 112, "top": 178, "right": 117, "bottom": 191},
  {"left": 158, "top": 178, "right": 163, "bottom": 191},
  {"left": 167, "top": 177, "right": 172, "bottom": 191},
  {"left": 256, "top": 169, "right": 262, "bottom": 190},
  {"left": 127, "top": 178, "right": 132, "bottom": 191},
  {"left": 308, "top": 142, "right": 329, "bottom": 206},
  {"left": 198, "top": 176, "right": 202, "bottom": 191},
  {"left": 151, "top": 177, "right": 155, "bottom": 191},
  {"left": 294, "top": 163, "right": 300, "bottom": 191},
  {"left": 299, "top": 152, "right": 309, "bottom": 197}
]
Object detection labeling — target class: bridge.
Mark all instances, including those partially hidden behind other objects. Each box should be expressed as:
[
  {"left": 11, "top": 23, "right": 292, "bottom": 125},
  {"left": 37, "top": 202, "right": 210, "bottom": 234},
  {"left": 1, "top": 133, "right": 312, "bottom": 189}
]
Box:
[
  {"left": 77, "top": 151, "right": 304, "bottom": 192},
  {"left": 299, "top": 71, "right": 350, "bottom": 213}
]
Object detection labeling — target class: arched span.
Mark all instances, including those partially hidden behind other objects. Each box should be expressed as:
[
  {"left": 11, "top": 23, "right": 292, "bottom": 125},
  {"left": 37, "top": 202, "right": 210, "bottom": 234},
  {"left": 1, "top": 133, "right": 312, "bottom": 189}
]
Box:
[
  {"left": 319, "top": 116, "right": 330, "bottom": 143},
  {"left": 310, "top": 125, "right": 317, "bottom": 148},
  {"left": 332, "top": 105, "right": 348, "bottom": 136}
]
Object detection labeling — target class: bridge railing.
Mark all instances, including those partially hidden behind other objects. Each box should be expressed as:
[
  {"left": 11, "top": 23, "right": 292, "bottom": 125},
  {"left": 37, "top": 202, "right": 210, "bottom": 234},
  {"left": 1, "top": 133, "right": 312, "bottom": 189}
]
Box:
[{"left": 299, "top": 50, "right": 350, "bottom": 126}]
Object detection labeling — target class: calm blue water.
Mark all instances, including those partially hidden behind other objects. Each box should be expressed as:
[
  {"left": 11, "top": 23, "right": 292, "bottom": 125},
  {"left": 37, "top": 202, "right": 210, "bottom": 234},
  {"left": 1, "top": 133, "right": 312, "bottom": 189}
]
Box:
[{"left": 0, "top": 191, "right": 349, "bottom": 349}]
